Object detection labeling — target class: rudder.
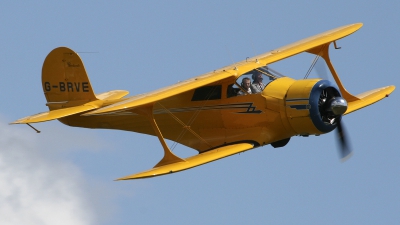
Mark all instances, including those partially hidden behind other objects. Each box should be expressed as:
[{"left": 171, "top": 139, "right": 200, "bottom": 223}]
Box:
[{"left": 42, "top": 47, "right": 97, "bottom": 110}]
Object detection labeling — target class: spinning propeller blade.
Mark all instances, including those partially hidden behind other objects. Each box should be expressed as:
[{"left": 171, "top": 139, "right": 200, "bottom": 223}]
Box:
[
  {"left": 336, "top": 119, "right": 352, "bottom": 161},
  {"left": 313, "top": 57, "right": 352, "bottom": 162},
  {"left": 314, "top": 57, "right": 329, "bottom": 80}
]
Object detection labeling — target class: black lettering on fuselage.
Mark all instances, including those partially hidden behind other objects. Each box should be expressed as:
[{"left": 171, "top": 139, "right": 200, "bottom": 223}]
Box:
[
  {"left": 74, "top": 82, "right": 80, "bottom": 92},
  {"left": 67, "top": 82, "right": 73, "bottom": 92},
  {"left": 82, "top": 82, "right": 89, "bottom": 92},
  {"left": 45, "top": 81, "right": 90, "bottom": 92},
  {"left": 44, "top": 82, "right": 51, "bottom": 91},
  {"left": 59, "top": 82, "right": 66, "bottom": 92}
]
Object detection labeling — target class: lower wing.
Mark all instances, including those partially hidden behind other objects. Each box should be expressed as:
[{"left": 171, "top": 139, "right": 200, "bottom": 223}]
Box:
[{"left": 116, "top": 143, "right": 254, "bottom": 180}]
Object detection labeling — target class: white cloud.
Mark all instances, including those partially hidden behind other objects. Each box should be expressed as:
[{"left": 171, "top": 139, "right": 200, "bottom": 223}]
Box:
[{"left": 0, "top": 121, "right": 102, "bottom": 225}]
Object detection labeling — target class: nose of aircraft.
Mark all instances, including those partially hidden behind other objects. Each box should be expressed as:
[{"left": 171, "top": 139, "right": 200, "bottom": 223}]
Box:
[{"left": 328, "top": 97, "right": 348, "bottom": 115}]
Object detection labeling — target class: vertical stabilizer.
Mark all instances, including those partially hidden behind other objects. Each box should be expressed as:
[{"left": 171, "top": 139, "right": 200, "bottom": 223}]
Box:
[{"left": 42, "top": 47, "right": 97, "bottom": 110}]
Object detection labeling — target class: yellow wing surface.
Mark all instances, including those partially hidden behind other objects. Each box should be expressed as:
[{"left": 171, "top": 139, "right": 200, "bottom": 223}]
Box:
[
  {"left": 11, "top": 105, "right": 98, "bottom": 124},
  {"left": 117, "top": 143, "right": 254, "bottom": 180},
  {"left": 345, "top": 86, "right": 396, "bottom": 114},
  {"left": 86, "top": 23, "right": 364, "bottom": 116},
  {"left": 11, "top": 90, "right": 129, "bottom": 124}
]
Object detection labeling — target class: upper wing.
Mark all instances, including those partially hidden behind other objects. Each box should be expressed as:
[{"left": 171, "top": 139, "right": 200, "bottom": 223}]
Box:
[{"left": 86, "top": 23, "right": 363, "bottom": 115}]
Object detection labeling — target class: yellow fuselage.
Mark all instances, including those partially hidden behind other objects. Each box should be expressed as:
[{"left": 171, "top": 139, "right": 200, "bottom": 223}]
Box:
[{"left": 60, "top": 77, "right": 327, "bottom": 153}]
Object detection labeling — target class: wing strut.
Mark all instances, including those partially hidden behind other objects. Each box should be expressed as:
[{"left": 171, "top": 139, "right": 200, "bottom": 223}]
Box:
[
  {"left": 307, "top": 43, "right": 360, "bottom": 102},
  {"left": 132, "top": 104, "right": 186, "bottom": 168}
]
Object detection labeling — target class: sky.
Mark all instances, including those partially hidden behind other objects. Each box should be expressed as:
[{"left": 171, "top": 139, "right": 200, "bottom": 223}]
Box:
[{"left": 1, "top": 1, "right": 399, "bottom": 225}]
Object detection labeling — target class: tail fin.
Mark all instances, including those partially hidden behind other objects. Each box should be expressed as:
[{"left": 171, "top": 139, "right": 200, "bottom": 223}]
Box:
[
  {"left": 11, "top": 47, "right": 130, "bottom": 125},
  {"left": 42, "top": 47, "right": 97, "bottom": 110}
]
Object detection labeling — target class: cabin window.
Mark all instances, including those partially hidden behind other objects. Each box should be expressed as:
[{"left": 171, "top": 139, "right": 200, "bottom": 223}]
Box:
[
  {"left": 227, "top": 84, "right": 240, "bottom": 98},
  {"left": 227, "top": 66, "right": 283, "bottom": 98},
  {"left": 191, "top": 85, "right": 222, "bottom": 101}
]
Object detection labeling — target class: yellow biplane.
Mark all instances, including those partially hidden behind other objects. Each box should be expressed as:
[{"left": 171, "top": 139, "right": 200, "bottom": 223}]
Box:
[{"left": 12, "top": 23, "right": 395, "bottom": 180}]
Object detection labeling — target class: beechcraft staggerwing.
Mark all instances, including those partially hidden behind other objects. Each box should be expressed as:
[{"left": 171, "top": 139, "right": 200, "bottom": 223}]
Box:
[{"left": 11, "top": 23, "right": 395, "bottom": 180}]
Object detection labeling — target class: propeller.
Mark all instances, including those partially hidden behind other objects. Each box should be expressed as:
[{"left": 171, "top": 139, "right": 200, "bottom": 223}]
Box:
[
  {"left": 318, "top": 87, "right": 353, "bottom": 161},
  {"left": 314, "top": 57, "right": 329, "bottom": 80},
  {"left": 336, "top": 119, "right": 352, "bottom": 161},
  {"left": 310, "top": 56, "right": 353, "bottom": 161}
]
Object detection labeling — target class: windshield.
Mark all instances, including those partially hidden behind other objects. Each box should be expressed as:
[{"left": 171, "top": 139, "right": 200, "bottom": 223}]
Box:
[{"left": 227, "top": 66, "right": 285, "bottom": 97}]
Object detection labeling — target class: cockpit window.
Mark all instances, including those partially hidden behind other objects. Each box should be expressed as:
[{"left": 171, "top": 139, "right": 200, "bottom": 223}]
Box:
[
  {"left": 227, "top": 66, "right": 285, "bottom": 98},
  {"left": 191, "top": 85, "right": 222, "bottom": 101}
]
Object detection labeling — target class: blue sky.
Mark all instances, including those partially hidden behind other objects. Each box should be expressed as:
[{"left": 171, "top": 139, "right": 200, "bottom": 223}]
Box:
[{"left": 1, "top": 1, "right": 399, "bottom": 225}]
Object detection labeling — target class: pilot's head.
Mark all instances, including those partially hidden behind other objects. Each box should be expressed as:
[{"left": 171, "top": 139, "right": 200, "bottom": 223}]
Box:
[
  {"left": 241, "top": 77, "right": 251, "bottom": 89},
  {"left": 252, "top": 70, "right": 263, "bottom": 83}
]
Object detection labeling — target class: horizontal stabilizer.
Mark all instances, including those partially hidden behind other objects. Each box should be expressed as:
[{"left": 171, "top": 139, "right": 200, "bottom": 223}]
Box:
[
  {"left": 11, "top": 89, "right": 128, "bottom": 124},
  {"left": 96, "top": 90, "right": 129, "bottom": 101},
  {"left": 345, "top": 85, "right": 395, "bottom": 115},
  {"left": 116, "top": 143, "right": 254, "bottom": 180},
  {"left": 10, "top": 105, "right": 98, "bottom": 124}
]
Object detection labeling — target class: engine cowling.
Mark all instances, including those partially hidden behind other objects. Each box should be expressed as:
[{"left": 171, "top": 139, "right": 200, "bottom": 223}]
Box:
[{"left": 285, "top": 79, "right": 347, "bottom": 136}]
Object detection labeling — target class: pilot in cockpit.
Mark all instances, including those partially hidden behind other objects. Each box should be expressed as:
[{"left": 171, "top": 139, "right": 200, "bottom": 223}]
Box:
[
  {"left": 250, "top": 70, "right": 266, "bottom": 93},
  {"left": 237, "top": 77, "right": 252, "bottom": 95}
]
